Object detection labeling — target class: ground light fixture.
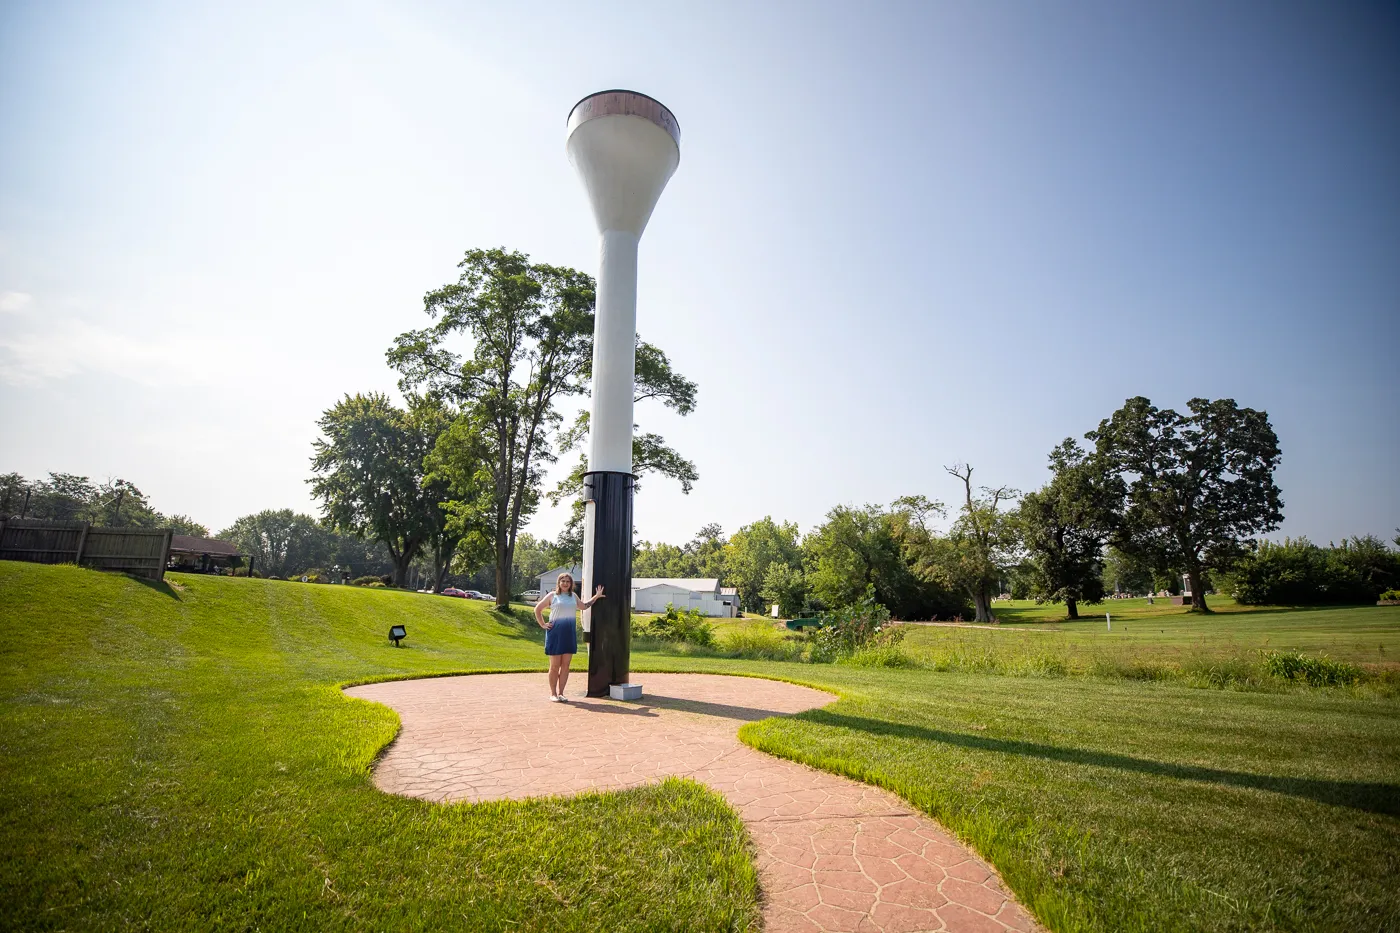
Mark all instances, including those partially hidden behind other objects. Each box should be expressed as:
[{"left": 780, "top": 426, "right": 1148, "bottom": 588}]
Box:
[{"left": 389, "top": 624, "right": 406, "bottom": 647}]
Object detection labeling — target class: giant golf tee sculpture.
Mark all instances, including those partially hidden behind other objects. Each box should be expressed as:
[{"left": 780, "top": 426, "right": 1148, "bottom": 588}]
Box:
[{"left": 566, "top": 90, "right": 680, "bottom": 698}]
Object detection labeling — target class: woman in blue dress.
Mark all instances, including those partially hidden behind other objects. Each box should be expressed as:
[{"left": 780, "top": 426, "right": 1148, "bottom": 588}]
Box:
[{"left": 533, "top": 573, "right": 605, "bottom": 701}]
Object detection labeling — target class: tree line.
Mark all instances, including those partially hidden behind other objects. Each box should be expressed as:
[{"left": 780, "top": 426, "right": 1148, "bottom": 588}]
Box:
[
  {"left": 0, "top": 472, "right": 208, "bottom": 536},
  {"left": 630, "top": 396, "right": 1398, "bottom": 619},
  {"left": 11, "top": 245, "right": 1393, "bottom": 615}
]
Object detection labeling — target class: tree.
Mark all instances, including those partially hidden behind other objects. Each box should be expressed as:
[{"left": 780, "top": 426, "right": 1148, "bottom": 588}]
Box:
[
  {"left": 724, "top": 517, "right": 803, "bottom": 613},
  {"left": 1089, "top": 397, "right": 1283, "bottom": 611},
  {"left": 310, "top": 393, "right": 450, "bottom": 587},
  {"left": 760, "top": 562, "right": 807, "bottom": 618},
  {"left": 1017, "top": 439, "right": 1123, "bottom": 619},
  {"left": 932, "top": 466, "right": 1018, "bottom": 622},
  {"left": 804, "top": 501, "right": 965, "bottom": 619},
  {"left": 510, "top": 534, "right": 563, "bottom": 593},
  {"left": 31, "top": 473, "right": 97, "bottom": 522},
  {"left": 220, "top": 510, "right": 335, "bottom": 579},
  {"left": 548, "top": 345, "right": 701, "bottom": 559},
  {"left": 406, "top": 397, "right": 470, "bottom": 592},
  {"left": 1101, "top": 546, "right": 1154, "bottom": 596},
  {"left": 166, "top": 515, "right": 211, "bottom": 537},
  {"left": 634, "top": 524, "right": 727, "bottom": 580},
  {"left": 0, "top": 473, "right": 25, "bottom": 517},
  {"left": 390, "top": 248, "right": 697, "bottom": 610}
]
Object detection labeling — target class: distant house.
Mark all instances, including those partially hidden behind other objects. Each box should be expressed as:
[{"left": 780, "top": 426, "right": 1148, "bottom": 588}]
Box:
[{"left": 168, "top": 535, "right": 244, "bottom": 574}]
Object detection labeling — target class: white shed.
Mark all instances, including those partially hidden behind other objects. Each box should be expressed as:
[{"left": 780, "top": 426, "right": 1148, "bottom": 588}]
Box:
[{"left": 631, "top": 577, "right": 736, "bottom": 618}]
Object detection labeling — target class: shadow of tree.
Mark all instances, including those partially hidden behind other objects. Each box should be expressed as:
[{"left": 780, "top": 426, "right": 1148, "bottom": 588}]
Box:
[{"left": 798, "top": 709, "right": 1400, "bottom": 817}]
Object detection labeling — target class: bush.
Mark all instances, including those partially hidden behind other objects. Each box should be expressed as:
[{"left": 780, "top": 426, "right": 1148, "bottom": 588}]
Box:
[
  {"left": 1261, "top": 650, "right": 1361, "bottom": 687},
  {"left": 1380, "top": 589, "right": 1400, "bottom": 602},
  {"left": 808, "top": 592, "right": 903, "bottom": 663},
  {"left": 634, "top": 604, "right": 716, "bottom": 647},
  {"left": 350, "top": 575, "right": 381, "bottom": 586},
  {"left": 1224, "top": 537, "right": 1397, "bottom": 605}
]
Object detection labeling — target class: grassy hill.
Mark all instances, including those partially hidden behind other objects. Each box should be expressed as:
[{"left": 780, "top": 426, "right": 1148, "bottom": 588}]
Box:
[
  {"left": 3, "top": 562, "right": 1398, "bottom": 932},
  {"left": 0, "top": 563, "right": 758, "bottom": 932}
]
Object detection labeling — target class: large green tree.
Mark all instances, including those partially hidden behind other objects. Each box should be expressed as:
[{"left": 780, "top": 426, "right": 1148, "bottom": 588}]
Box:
[
  {"left": 391, "top": 247, "right": 697, "bottom": 609},
  {"left": 724, "top": 517, "right": 803, "bottom": 613},
  {"left": 1089, "top": 396, "right": 1283, "bottom": 611},
  {"left": 309, "top": 393, "right": 452, "bottom": 588},
  {"left": 805, "top": 500, "right": 965, "bottom": 620},
  {"left": 1017, "top": 440, "right": 1124, "bottom": 619}
]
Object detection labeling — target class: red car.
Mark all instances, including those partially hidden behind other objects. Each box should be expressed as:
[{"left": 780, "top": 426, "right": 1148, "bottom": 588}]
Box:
[{"left": 440, "top": 587, "right": 469, "bottom": 598}]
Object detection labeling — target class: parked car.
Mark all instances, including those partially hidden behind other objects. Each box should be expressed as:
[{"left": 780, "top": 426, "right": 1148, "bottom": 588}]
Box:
[
  {"left": 521, "top": 589, "right": 542, "bottom": 603},
  {"left": 440, "top": 587, "right": 469, "bottom": 598},
  {"left": 474, "top": 592, "right": 495, "bottom": 602},
  {"left": 461, "top": 589, "right": 484, "bottom": 600}
]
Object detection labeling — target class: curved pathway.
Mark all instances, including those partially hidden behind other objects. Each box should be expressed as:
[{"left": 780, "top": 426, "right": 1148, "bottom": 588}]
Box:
[{"left": 347, "top": 673, "right": 1039, "bottom": 933}]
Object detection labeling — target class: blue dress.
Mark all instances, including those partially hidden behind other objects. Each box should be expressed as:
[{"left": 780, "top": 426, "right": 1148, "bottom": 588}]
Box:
[{"left": 545, "top": 593, "right": 579, "bottom": 656}]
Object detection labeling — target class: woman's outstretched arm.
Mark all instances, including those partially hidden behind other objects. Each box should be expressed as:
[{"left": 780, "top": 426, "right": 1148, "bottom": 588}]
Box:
[{"left": 578, "top": 585, "right": 606, "bottom": 609}]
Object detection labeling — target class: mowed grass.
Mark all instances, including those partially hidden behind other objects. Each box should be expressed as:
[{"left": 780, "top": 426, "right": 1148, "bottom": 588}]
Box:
[
  {"left": 626, "top": 653, "right": 1400, "bottom": 932},
  {"left": 5, "top": 563, "right": 1400, "bottom": 932},
  {"left": 899, "top": 599, "right": 1400, "bottom": 669},
  {"left": 0, "top": 562, "right": 759, "bottom": 932}
]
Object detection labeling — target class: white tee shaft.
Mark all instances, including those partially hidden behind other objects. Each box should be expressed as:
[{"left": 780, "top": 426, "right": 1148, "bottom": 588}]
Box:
[{"left": 589, "top": 229, "right": 640, "bottom": 473}]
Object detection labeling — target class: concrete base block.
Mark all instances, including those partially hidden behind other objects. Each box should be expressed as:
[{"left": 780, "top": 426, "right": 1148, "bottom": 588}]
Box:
[{"left": 609, "top": 683, "right": 643, "bottom": 701}]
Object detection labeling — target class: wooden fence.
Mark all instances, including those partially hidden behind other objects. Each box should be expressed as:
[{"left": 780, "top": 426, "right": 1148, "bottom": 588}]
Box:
[{"left": 0, "top": 520, "right": 172, "bottom": 581}]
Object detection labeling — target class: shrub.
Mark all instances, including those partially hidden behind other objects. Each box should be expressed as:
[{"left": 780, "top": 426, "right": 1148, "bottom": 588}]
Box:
[
  {"left": 1223, "top": 537, "right": 1397, "bottom": 605},
  {"left": 807, "top": 592, "right": 903, "bottom": 663},
  {"left": 1261, "top": 650, "right": 1361, "bottom": 687},
  {"left": 634, "top": 604, "right": 716, "bottom": 647},
  {"left": 350, "top": 575, "right": 381, "bottom": 586},
  {"left": 1380, "top": 589, "right": 1400, "bottom": 602}
]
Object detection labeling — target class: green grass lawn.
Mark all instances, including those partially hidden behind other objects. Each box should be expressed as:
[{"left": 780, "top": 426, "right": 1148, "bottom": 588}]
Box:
[
  {"left": 897, "top": 599, "right": 1400, "bottom": 670},
  {"left": 0, "top": 563, "right": 758, "bottom": 932},
  {"left": 3, "top": 562, "right": 1398, "bottom": 932}
]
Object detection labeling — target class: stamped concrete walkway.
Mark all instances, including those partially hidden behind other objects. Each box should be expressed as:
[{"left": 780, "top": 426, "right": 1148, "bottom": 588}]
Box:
[{"left": 346, "top": 673, "right": 1039, "bottom": 933}]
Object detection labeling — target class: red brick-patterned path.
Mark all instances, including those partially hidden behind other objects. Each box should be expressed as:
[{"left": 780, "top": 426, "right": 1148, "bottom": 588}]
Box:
[{"left": 346, "top": 673, "right": 1040, "bottom": 933}]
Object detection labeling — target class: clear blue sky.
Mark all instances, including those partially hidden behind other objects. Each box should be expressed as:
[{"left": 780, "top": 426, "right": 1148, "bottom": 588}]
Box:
[{"left": 2, "top": 0, "right": 1396, "bottom": 545}]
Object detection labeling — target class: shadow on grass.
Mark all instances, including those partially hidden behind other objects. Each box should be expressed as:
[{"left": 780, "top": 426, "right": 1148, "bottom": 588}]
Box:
[
  {"left": 799, "top": 709, "right": 1400, "bottom": 817},
  {"left": 131, "top": 576, "right": 181, "bottom": 600}
]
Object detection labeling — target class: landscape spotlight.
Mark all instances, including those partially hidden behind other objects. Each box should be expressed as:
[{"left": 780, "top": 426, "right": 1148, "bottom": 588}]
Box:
[{"left": 389, "top": 624, "right": 406, "bottom": 647}]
